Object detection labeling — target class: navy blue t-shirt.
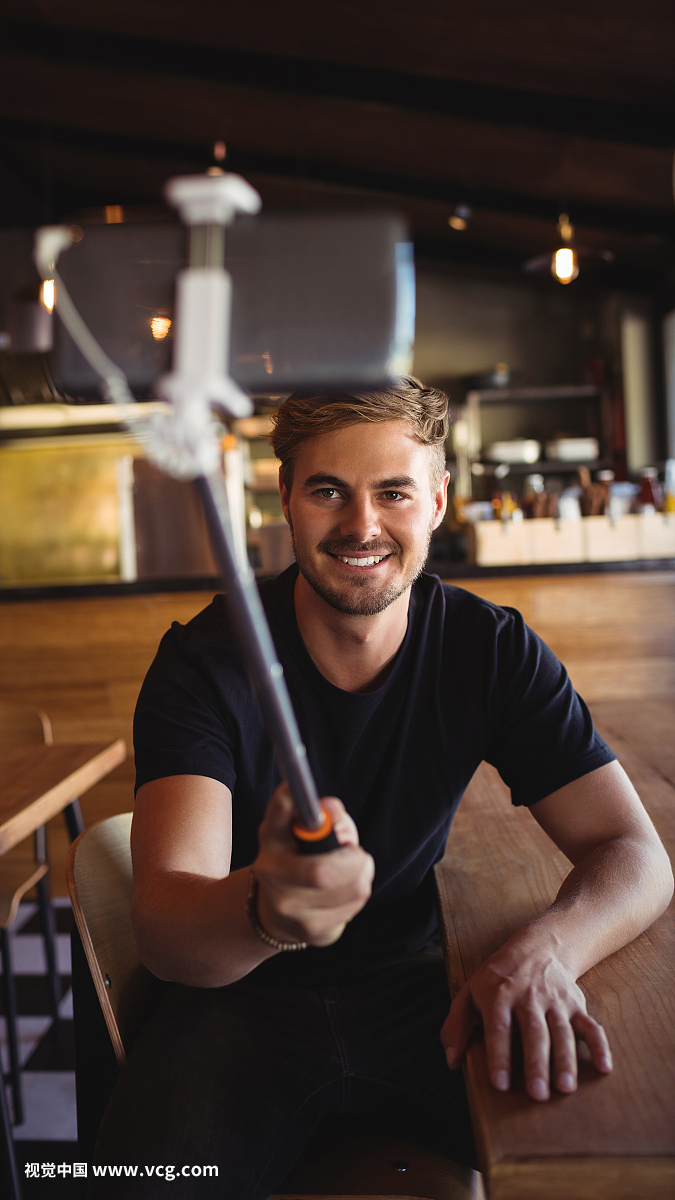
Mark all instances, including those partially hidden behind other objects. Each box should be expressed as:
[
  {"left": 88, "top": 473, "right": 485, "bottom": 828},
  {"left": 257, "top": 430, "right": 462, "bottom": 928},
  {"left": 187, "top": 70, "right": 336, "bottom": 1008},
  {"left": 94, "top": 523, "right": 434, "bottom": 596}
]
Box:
[{"left": 133, "top": 567, "right": 615, "bottom": 985}]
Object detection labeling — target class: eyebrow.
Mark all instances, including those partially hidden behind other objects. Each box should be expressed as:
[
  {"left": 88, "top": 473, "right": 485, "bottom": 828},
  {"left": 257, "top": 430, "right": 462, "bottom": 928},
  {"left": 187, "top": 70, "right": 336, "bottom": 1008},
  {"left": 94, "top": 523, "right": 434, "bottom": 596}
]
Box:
[{"left": 303, "top": 473, "right": 419, "bottom": 491}]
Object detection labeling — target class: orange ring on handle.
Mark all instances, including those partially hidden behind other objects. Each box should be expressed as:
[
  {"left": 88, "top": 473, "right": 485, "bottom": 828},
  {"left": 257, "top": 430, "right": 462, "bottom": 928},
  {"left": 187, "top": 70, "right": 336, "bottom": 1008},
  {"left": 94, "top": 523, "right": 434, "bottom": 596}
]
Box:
[{"left": 292, "top": 807, "right": 333, "bottom": 843}]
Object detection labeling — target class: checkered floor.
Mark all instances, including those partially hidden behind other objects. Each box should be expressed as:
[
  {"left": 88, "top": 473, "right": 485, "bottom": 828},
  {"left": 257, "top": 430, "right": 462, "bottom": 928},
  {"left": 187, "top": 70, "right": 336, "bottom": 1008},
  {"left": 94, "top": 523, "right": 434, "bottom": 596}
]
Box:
[{"left": 2, "top": 899, "right": 82, "bottom": 1196}]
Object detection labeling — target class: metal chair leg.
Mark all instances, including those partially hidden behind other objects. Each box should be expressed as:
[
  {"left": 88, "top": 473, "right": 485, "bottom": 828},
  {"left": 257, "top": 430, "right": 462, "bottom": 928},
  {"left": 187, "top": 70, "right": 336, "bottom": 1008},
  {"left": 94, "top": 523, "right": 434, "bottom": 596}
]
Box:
[
  {"left": 36, "top": 875, "right": 63, "bottom": 1063},
  {"left": 64, "top": 799, "right": 84, "bottom": 842},
  {"left": 35, "top": 876, "right": 61, "bottom": 1019},
  {"left": 0, "top": 1064, "right": 22, "bottom": 1200},
  {"left": 0, "top": 929, "right": 23, "bottom": 1126}
]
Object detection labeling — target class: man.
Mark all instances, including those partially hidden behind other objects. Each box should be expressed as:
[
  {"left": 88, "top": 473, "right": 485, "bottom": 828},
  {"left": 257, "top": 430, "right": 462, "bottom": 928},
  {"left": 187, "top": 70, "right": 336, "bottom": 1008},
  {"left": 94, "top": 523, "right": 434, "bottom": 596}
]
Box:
[{"left": 92, "top": 377, "right": 672, "bottom": 1197}]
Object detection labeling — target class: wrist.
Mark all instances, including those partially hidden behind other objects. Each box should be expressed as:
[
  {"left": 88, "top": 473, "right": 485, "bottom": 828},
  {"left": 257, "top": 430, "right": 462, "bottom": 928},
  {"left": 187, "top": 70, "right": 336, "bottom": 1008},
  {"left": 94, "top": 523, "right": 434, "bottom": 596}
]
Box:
[
  {"left": 247, "top": 871, "right": 308, "bottom": 953},
  {"left": 507, "top": 913, "right": 581, "bottom": 978}
]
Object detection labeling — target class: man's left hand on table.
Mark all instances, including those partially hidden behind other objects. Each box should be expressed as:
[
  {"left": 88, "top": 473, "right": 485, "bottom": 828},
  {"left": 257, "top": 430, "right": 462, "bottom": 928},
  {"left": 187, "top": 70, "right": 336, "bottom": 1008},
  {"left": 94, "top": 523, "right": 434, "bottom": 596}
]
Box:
[{"left": 440, "top": 759, "right": 673, "bottom": 1101}]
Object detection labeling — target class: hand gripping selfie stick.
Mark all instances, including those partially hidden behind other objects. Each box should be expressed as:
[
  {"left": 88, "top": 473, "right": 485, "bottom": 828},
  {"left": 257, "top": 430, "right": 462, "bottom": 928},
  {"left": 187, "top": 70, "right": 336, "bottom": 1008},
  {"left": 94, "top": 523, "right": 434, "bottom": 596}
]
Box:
[{"left": 34, "top": 173, "right": 339, "bottom": 854}]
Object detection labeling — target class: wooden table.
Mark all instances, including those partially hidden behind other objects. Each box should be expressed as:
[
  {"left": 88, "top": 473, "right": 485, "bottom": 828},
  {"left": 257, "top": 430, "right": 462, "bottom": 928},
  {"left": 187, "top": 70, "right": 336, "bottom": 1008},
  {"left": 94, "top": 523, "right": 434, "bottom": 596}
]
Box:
[
  {"left": 0, "top": 738, "right": 126, "bottom": 1200},
  {"left": 0, "top": 740, "right": 126, "bottom": 854},
  {"left": 435, "top": 701, "right": 675, "bottom": 1200}
]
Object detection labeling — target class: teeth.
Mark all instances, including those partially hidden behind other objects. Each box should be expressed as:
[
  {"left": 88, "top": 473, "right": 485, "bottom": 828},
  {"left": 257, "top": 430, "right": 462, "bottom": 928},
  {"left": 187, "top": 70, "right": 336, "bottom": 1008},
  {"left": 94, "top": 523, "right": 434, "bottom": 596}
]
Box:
[{"left": 339, "top": 555, "right": 385, "bottom": 565}]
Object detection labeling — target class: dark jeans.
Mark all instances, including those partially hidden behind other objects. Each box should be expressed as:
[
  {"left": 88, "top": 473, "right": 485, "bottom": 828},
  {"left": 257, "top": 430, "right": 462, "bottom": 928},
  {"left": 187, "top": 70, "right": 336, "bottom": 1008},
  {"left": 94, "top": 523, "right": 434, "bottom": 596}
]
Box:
[{"left": 89, "top": 946, "right": 476, "bottom": 1199}]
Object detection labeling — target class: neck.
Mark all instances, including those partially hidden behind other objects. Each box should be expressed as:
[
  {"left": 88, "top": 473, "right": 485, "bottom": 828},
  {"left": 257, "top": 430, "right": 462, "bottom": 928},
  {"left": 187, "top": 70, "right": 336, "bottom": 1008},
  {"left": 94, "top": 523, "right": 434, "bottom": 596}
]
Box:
[{"left": 293, "top": 573, "right": 411, "bottom": 693}]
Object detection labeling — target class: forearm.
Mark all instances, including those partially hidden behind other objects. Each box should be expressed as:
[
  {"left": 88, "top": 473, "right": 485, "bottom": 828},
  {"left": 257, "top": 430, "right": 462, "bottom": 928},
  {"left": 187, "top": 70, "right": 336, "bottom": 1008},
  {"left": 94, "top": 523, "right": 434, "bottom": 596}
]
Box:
[
  {"left": 132, "top": 866, "right": 279, "bottom": 988},
  {"left": 131, "top": 786, "right": 373, "bottom": 988},
  {"left": 513, "top": 830, "right": 673, "bottom": 978}
]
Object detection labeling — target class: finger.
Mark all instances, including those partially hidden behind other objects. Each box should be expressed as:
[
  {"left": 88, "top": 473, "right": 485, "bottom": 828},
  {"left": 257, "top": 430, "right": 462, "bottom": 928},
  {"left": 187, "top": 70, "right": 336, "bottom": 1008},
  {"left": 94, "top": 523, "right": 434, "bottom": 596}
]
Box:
[
  {"left": 320, "top": 797, "right": 359, "bottom": 847},
  {"left": 262, "top": 844, "right": 373, "bottom": 924},
  {"left": 571, "top": 1012, "right": 612, "bottom": 1074},
  {"left": 440, "top": 985, "right": 480, "bottom": 1070},
  {"left": 547, "top": 1010, "right": 578, "bottom": 1094},
  {"left": 288, "top": 845, "right": 374, "bottom": 904},
  {"left": 482, "top": 998, "right": 514, "bottom": 1092},
  {"left": 516, "top": 1005, "right": 551, "bottom": 1101}
]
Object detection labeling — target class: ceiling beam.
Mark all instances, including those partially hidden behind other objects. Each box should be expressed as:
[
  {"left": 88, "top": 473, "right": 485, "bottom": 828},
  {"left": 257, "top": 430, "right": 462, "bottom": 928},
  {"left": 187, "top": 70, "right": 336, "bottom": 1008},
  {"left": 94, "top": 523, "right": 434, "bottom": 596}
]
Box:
[
  {"left": 0, "top": 137, "right": 667, "bottom": 289},
  {"left": 0, "top": 52, "right": 672, "bottom": 223},
  {"left": 3, "top": 114, "right": 674, "bottom": 245},
  {"left": 5, "top": 0, "right": 675, "bottom": 105},
  {"left": 2, "top": 17, "right": 673, "bottom": 149},
  {"left": 2, "top": 124, "right": 672, "bottom": 286}
]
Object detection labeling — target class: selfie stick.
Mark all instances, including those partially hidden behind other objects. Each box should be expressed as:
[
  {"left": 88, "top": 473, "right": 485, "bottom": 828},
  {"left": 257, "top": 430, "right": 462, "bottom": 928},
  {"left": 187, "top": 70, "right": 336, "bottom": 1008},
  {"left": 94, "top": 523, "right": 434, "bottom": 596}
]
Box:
[
  {"left": 195, "top": 470, "right": 338, "bottom": 854},
  {"left": 34, "top": 173, "right": 339, "bottom": 853}
]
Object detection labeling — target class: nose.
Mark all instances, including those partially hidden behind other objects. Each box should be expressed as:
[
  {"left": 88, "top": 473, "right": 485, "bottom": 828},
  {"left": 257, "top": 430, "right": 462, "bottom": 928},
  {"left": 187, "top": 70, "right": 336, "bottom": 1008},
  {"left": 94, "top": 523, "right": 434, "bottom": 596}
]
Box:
[{"left": 338, "top": 491, "right": 382, "bottom": 545}]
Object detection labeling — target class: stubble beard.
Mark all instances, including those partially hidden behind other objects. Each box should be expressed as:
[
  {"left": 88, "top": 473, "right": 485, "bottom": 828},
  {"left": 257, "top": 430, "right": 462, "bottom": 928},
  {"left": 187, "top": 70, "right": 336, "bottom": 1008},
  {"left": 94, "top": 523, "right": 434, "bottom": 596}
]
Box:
[{"left": 289, "top": 521, "right": 434, "bottom": 616}]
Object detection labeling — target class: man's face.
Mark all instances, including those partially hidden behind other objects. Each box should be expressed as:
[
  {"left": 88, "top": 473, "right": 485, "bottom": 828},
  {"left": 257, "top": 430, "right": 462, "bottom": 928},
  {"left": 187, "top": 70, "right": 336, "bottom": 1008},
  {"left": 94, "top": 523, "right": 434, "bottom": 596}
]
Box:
[{"left": 279, "top": 420, "right": 449, "bottom": 617}]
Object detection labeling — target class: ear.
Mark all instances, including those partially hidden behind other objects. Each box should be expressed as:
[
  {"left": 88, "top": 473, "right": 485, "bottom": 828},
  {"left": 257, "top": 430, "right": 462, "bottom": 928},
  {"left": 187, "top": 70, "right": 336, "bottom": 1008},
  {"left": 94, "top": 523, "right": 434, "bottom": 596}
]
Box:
[
  {"left": 432, "top": 471, "right": 450, "bottom": 530},
  {"left": 279, "top": 466, "right": 291, "bottom": 525}
]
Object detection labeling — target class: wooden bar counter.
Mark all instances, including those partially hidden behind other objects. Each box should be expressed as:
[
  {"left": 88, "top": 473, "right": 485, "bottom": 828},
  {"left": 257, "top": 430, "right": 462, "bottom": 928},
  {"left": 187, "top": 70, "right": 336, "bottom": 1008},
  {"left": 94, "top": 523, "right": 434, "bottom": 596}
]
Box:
[{"left": 435, "top": 696, "right": 675, "bottom": 1200}]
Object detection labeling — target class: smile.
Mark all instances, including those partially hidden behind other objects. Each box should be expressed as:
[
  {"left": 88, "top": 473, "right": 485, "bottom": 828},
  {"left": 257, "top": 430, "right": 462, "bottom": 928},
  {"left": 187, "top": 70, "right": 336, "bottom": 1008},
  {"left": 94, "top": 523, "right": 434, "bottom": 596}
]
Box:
[{"left": 329, "top": 553, "right": 390, "bottom": 568}]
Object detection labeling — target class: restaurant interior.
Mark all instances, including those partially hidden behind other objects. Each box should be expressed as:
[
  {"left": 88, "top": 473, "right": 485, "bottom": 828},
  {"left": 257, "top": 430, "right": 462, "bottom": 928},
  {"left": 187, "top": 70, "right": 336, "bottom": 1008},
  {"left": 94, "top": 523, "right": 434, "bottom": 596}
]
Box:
[{"left": 0, "top": 3, "right": 674, "bottom": 1198}]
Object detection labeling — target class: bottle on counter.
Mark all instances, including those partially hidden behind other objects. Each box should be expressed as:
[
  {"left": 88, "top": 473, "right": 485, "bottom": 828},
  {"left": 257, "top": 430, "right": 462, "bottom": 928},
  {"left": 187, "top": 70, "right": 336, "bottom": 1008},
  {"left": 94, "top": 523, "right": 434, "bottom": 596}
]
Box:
[
  {"left": 637, "top": 467, "right": 661, "bottom": 514},
  {"left": 558, "top": 489, "right": 582, "bottom": 521},
  {"left": 578, "top": 465, "right": 608, "bottom": 516},
  {"left": 491, "top": 491, "right": 522, "bottom": 523},
  {"left": 662, "top": 460, "right": 675, "bottom": 514}
]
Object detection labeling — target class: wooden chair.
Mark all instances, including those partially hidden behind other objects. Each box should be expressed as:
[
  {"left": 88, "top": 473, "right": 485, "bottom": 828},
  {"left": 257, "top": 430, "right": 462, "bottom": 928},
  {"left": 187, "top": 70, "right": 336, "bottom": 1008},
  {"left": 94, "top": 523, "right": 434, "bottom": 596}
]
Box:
[
  {"left": 0, "top": 703, "right": 62, "bottom": 1127},
  {"left": 67, "top": 814, "right": 485, "bottom": 1200}
]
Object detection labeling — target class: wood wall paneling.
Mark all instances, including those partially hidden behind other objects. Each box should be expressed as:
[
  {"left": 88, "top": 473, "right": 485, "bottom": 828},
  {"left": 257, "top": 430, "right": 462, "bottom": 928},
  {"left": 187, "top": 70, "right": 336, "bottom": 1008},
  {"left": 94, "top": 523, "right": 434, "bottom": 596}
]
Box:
[
  {"left": 455, "top": 573, "right": 675, "bottom": 702},
  {"left": 0, "top": 590, "right": 216, "bottom": 894},
  {"left": 0, "top": 571, "right": 672, "bottom": 897}
]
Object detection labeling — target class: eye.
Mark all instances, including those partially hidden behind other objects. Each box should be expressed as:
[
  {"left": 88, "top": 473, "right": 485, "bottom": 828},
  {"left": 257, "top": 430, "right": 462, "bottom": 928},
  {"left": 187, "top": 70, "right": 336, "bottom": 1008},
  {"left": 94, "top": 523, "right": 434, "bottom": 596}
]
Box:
[
  {"left": 313, "top": 487, "right": 342, "bottom": 499},
  {"left": 382, "top": 491, "right": 406, "bottom": 501}
]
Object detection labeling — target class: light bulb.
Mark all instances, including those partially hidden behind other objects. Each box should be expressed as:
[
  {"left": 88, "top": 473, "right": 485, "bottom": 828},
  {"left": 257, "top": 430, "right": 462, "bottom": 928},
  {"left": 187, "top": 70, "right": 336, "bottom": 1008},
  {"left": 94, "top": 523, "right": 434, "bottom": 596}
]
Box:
[
  {"left": 150, "top": 316, "right": 172, "bottom": 340},
  {"left": 448, "top": 204, "right": 471, "bottom": 231},
  {"left": 551, "top": 247, "right": 579, "bottom": 284},
  {"left": 40, "top": 279, "right": 55, "bottom": 312}
]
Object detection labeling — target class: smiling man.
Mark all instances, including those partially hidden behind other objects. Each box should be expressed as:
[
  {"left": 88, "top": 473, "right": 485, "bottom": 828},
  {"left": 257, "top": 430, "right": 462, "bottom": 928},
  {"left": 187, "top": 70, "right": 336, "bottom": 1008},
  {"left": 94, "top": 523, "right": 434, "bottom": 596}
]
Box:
[{"left": 91, "top": 377, "right": 673, "bottom": 1198}]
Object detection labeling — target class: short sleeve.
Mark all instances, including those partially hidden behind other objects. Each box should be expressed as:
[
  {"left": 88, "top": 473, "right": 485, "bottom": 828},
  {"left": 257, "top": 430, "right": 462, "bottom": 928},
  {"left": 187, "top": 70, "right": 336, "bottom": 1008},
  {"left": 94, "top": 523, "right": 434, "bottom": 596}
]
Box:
[
  {"left": 133, "top": 625, "right": 238, "bottom": 795},
  {"left": 486, "top": 608, "right": 616, "bottom": 806}
]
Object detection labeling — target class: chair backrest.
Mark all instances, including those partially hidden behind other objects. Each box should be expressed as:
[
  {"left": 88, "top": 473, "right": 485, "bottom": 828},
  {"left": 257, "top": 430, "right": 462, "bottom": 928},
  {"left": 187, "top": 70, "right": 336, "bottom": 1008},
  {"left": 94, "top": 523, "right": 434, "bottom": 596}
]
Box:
[
  {"left": 0, "top": 702, "right": 52, "bottom": 748},
  {"left": 66, "top": 812, "right": 155, "bottom": 1066},
  {"left": 66, "top": 818, "right": 484, "bottom": 1200}
]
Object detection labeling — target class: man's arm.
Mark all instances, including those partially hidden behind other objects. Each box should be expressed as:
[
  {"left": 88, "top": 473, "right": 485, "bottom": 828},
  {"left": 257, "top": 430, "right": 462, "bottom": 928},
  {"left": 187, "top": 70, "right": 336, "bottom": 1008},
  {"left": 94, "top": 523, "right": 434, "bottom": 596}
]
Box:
[
  {"left": 440, "top": 759, "right": 674, "bottom": 1101},
  {"left": 131, "top": 775, "right": 374, "bottom": 987}
]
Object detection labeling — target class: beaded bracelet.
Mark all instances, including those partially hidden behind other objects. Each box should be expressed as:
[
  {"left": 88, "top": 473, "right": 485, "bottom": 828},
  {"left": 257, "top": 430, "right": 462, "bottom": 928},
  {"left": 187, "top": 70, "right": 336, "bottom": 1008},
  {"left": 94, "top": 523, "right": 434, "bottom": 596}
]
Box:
[{"left": 246, "top": 870, "right": 308, "bottom": 952}]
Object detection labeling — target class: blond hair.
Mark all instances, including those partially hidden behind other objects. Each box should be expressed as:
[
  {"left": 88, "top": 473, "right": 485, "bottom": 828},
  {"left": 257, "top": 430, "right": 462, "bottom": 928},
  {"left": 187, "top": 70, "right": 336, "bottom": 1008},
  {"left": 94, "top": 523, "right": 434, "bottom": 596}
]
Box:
[{"left": 270, "top": 376, "right": 450, "bottom": 492}]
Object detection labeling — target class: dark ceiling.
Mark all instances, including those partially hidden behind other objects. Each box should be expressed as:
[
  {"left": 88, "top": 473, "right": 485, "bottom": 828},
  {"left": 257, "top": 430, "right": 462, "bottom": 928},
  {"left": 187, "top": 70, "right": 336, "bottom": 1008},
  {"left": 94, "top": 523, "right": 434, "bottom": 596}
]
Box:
[{"left": 1, "top": 0, "right": 674, "bottom": 290}]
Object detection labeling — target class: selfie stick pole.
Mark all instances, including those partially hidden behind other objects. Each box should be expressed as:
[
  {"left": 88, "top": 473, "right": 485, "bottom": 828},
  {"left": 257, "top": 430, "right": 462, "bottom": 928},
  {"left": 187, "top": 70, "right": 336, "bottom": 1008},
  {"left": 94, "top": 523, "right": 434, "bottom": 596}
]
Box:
[
  {"left": 195, "top": 469, "right": 338, "bottom": 852},
  {"left": 34, "top": 173, "right": 339, "bottom": 852}
]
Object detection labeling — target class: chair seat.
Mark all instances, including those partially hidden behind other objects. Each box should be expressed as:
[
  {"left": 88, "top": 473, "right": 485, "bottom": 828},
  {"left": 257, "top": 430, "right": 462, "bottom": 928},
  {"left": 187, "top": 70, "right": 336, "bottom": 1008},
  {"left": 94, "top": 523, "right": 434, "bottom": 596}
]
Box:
[
  {"left": 274, "top": 1134, "right": 484, "bottom": 1199},
  {"left": 0, "top": 861, "right": 49, "bottom": 928}
]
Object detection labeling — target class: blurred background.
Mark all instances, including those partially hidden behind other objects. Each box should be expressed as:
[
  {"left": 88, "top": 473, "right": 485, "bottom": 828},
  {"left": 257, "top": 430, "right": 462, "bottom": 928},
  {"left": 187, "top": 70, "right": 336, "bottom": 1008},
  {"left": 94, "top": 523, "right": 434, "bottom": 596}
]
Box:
[
  {"left": 0, "top": 2, "right": 674, "bottom": 1174},
  {"left": 0, "top": 0, "right": 674, "bottom": 584}
]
